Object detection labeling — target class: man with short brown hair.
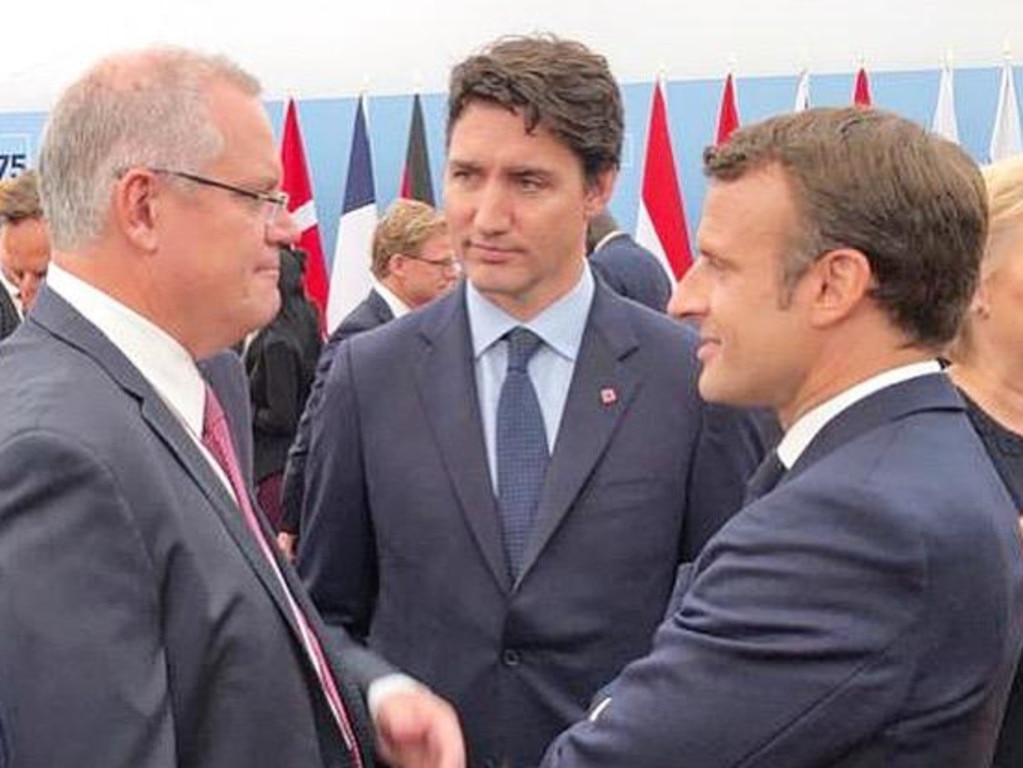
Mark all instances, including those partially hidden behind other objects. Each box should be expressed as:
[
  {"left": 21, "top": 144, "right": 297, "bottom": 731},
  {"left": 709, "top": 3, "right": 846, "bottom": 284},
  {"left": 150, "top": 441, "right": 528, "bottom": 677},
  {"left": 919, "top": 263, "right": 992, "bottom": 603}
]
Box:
[
  {"left": 0, "top": 170, "right": 50, "bottom": 313},
  {"left": 543, "top": 107, "right": 1023, "bottom": 768}
]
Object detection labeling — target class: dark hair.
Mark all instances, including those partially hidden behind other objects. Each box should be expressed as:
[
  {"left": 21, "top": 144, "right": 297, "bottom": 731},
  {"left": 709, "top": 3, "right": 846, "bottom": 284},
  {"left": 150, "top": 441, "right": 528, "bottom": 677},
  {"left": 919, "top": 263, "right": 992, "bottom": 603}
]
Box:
[
  {"left": 447, "top": 34, "right": 623, "bottom": 185},
  {"left": 704, "top": 107, "right": 987, "bottom": 348}
]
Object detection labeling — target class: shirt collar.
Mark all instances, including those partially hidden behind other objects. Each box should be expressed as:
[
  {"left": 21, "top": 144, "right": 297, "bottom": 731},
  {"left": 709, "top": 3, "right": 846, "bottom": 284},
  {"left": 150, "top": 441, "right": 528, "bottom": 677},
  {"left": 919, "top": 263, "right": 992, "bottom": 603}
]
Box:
[
  {"left": 46, "top": 262, "right": 207, "bottom": 437},
  {"left": 777, "top": 359, "right": 942, "bottom": 468},
  {"left": 466, "top": 265, "right": 595, "bottom": 361},
  {"left": 593, "top": 230, "right": 627, "bottom": 252}
]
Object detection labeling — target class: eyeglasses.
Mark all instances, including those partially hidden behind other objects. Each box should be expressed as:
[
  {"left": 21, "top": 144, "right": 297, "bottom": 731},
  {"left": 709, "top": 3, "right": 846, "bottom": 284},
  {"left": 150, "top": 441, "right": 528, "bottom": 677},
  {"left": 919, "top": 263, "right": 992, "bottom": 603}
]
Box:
[
  {"left": 150, "top": 168, "right": 290, "bottom": 224},
  {"left": 404, "top": 253, "right": 461, "bottom": 272}
]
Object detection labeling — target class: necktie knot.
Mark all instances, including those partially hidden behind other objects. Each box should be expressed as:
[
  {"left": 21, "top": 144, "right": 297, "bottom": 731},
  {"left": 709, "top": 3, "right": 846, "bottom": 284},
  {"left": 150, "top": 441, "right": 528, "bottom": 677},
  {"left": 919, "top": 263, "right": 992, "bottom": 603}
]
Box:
[
  {"left": 505, "top": 327, "right": 543, "bottom": 372},
  {"left": 202, "top": 385, "right": 229, "bottom": 445},
  {"left": 744, "top": 450, "right": 786, "bottom": 505}
]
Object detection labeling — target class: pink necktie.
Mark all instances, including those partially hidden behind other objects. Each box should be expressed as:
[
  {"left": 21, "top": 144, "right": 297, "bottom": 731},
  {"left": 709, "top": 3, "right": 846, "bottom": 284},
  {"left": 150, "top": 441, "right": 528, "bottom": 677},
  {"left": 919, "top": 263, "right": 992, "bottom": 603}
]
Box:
[{"left": 202, "top": 385, "right": 363, "bottom": 767}]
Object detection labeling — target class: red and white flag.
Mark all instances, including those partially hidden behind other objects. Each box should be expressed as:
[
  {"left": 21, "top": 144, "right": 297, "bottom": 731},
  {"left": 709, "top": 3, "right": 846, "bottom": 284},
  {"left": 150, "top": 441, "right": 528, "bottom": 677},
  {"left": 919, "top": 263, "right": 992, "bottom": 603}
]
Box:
[
  {"left": 715, "top": 73, "right": 741, "bottom": 145},
  {"left": 634, "top": 79, "right": 693, "bottom": 280},
  {"left": 853, "top": 66, "right": 873, "bottom": 107},
  {"left": 280, "top": 98, "right": 330, "bottom": 331},
  {"left": 990, "top": 58, "right": 1023, "bottom": 162}
]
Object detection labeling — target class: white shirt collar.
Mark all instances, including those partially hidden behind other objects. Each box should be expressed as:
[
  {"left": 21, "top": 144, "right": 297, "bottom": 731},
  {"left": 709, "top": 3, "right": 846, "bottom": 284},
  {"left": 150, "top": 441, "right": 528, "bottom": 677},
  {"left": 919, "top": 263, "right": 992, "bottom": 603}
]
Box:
[
  {"left": 466, "top": 264, "right": 594, "bottom": 362},
  {"left": 46, "top": 263, "right": 207, "bottom": 438},
  {"left": 371, "top": 278, "right": 411, "bottom": 319},
  {"left": 777, "top": 360, "right": 942, "bottom": 468},
  {"left": 593, "top": 230, "right": 627, "bottom": 252}
]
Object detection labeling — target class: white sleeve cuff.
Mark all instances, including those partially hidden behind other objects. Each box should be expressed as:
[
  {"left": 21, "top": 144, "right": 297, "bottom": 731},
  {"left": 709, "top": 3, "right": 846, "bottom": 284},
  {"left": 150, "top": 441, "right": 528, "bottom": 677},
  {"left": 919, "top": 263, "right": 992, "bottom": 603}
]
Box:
[{"left": 367, "top": 673, "right": 427, "bottom": 719}]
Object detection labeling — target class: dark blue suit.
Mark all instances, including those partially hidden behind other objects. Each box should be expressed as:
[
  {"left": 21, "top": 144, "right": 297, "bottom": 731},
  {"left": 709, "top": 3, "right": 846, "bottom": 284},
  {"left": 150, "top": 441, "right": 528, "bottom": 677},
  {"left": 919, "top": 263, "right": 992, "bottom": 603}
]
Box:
[
  {"left": 298, "top": 281, "right": 766, "bottom": 768},
  {"left": 542, "top": 373, "right": 1023, "bottom": 768},
  {"left": 589, "top": 232, "right": 671, "bottom": 313},
  {"left": 280, "top": 289, "right": 394, "bottom": 533}
]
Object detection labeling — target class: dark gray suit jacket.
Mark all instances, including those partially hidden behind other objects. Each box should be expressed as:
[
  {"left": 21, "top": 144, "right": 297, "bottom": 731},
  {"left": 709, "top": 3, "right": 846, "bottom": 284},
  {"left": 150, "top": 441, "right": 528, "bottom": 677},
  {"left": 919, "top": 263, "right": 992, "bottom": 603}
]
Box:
[
  {"left": 543, "top": 373, "right": 1023, "bottom": 768},
  {"left": 0, "top": 286, "right": 19, "bottom": 341},
  {"left": 298, "top": 281, "right": 765, "bottom": 768},
  {"left": 280, "top": 288, "right": 394, "bottom": 533},
  {"left": 0, "top": 287, "right": 386, "bottom": 768},
  {"left": 589, "top": 232, "right": 672, "bottom": 313}
]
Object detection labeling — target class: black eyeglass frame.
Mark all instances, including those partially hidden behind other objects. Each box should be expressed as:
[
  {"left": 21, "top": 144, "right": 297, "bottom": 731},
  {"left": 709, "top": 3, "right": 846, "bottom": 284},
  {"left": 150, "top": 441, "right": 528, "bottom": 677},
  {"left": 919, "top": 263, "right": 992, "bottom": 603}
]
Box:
[
  {"left": 402, "top": 252, "right": 460, "bottom": 270},
  {"left": 149, "top": 168, "right": 289, "bottom": 219}
]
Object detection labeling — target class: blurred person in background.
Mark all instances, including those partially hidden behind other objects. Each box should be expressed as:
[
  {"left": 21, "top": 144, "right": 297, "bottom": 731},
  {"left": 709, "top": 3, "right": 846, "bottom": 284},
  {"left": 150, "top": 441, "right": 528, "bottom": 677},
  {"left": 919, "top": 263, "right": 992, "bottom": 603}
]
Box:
[
  {"left": 0, "top": 170, "right": 50, "bottom": 313},
  {"left": 586, "top": 211, "right": 671, "bottom": 312},
  {"left": 945, "top": 154, "right": 1023, "bottom": 768},
  {"left": 245, "top": 245, "right": 322, "bottom": 530}
]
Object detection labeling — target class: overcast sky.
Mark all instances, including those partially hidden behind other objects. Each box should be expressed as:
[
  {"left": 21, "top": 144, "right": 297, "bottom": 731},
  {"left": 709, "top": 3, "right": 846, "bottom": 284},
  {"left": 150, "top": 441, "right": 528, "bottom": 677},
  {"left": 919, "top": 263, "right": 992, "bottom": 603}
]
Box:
[{"left": 2, "top": 0, "right": 1020, "bottom": 111}]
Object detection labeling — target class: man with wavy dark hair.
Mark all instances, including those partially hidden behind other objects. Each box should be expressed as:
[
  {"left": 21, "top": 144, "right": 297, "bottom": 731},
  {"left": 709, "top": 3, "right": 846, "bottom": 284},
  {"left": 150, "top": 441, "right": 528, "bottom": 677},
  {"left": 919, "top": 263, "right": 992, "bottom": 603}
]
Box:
[{"left": 299, "top": 34, "right": 766, "bottom": 768}]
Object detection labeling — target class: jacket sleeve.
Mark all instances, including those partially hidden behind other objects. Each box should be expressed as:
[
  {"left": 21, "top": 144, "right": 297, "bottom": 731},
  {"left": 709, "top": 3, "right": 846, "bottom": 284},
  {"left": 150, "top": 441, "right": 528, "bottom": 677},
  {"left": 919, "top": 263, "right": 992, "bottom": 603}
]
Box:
[
  {"left": 0, "top": 429, "right": 175, "bottom": 767},
  {"left": 296, "top": 338, "right": 379, "bottom": 642}
]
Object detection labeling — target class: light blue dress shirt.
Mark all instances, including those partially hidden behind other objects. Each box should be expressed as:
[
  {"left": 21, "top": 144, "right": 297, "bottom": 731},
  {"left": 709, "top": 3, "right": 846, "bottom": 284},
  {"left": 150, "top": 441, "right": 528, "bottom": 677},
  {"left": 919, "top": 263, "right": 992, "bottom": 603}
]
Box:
[{"left": 466, "top": 266, "right": 595, "bottom": 492}]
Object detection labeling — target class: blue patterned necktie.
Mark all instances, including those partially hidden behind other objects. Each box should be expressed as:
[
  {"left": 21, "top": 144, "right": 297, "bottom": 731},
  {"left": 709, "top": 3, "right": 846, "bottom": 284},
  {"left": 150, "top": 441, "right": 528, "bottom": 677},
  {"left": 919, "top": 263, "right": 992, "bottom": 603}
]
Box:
[{"left": 497, "top": 327, "right": 549, "bottom": 580}]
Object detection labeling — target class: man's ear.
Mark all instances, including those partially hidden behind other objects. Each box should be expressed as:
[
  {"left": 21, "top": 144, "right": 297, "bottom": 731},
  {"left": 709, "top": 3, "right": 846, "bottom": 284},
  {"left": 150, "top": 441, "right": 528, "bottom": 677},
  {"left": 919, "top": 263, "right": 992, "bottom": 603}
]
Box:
[
  {"left": 114, "top": 169, "right": 160, "bottom": 252},
  {"left": 584, "top": 168, "right": 617, "bottom": 218},
  {"left": 806, "top": 248, "right": 874, "bottom": 327},
  {"left": 387, "top": 252, "right": 409, "bottom": 279},
  {"left": 970, "top": 273, "right": 993, "bottom": 319}
]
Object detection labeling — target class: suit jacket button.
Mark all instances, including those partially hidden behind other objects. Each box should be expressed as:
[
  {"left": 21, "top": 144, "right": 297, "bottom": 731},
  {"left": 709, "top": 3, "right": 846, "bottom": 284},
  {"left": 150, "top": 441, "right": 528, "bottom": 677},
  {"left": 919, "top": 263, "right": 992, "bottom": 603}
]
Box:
[{"left": 501, "top": 648, "right": 522, "bottom": 667}]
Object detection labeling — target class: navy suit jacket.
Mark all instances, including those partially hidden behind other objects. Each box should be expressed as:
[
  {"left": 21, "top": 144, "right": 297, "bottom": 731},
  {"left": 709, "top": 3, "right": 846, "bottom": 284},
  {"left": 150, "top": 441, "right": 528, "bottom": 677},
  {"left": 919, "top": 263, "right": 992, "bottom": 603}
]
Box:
[
  {"left": 280, "top": 288, "right": 393, "bottom": 533},
  {"left": 542, "top": 373, "right": 1023, "bottom": 768},
  {"left": 298, "top": 281, "right": 766, "bottom": 768},
  {"left": 589, "top": 232, "right": 672, "bottom": 313},
  {"left": 0, "top": 287, "right": 382, "bottom": 768}
]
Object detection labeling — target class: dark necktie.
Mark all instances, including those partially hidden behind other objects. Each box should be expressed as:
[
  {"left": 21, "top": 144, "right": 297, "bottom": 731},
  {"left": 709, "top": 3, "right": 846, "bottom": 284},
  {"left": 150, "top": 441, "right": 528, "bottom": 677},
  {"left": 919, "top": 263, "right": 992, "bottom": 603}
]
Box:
[
  {"left": 743, "top": 450, "right": 786, "bottom": 505},
  {"left": 497, "top": 327, "right": 549, "bottom": 579},
  {"left": 202, "top": 385, "right": 363, "bottom": 767}
]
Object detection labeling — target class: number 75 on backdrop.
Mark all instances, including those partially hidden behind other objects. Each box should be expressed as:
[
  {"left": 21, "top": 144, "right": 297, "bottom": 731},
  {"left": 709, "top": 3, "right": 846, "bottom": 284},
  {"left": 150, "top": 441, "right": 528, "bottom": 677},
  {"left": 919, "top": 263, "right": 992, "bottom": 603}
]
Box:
[{"left": 0, "top": 134, "right": 32, "bottom": 180}]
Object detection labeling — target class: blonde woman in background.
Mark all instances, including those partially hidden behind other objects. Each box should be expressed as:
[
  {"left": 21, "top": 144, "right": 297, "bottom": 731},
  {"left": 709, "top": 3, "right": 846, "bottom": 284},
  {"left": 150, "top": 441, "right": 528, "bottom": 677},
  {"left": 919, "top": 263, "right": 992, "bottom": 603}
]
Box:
[{"left": 946, "top": 155, "right": 1023, "bottom": 768}]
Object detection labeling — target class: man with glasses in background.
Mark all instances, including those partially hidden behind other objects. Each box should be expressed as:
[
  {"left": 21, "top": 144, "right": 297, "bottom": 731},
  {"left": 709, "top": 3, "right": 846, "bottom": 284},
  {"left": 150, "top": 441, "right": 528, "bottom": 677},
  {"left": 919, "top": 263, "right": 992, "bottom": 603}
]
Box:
[
  {"left": 279, "top": 197, "right": 457, "bottom": 554},
  {"left": 0, "top": 47, "right": 463, "bottom": 768}
]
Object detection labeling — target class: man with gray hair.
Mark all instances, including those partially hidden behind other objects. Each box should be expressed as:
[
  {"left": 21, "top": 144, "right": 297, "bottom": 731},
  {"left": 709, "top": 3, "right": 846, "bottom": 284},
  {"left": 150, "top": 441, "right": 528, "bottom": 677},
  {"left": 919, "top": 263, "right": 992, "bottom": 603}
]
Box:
[{"left": 0, "top": 48, "right": 462, "bottom": 768}]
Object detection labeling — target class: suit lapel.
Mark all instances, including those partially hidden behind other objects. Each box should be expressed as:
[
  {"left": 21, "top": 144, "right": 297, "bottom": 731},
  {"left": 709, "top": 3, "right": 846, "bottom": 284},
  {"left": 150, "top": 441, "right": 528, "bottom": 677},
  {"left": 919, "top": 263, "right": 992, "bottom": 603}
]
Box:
[
  {"left": 786, "top": 372, "right": 962, "bottom": 486},
  {"left": 367, "top": 289, "right": 394, "bottom": 325},
  {"left": 517, "top": 286, "right": 641, "bottom": 583},
  {"left": 30, "top": 288, "right": 305, "bottom": 643},
  {"left": 414, "top": 289, "right": 513, "bottom": 592}
]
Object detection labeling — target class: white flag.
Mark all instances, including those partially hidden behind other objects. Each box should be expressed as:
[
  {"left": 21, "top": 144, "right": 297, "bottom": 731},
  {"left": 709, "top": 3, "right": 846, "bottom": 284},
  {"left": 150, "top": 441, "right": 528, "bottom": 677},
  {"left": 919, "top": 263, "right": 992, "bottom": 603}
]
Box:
[
  {"left": 793, "top": 70, "right": 811, "bottom": 113},
  {"left": 990, "top": 60, "right": 1023, "bottom": 162},
  {"left": 931, "top": 63, "right": 960, "bottom": 144},
  {"left": 328, "top": 95, "right": 378, "bottom": 332}
]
